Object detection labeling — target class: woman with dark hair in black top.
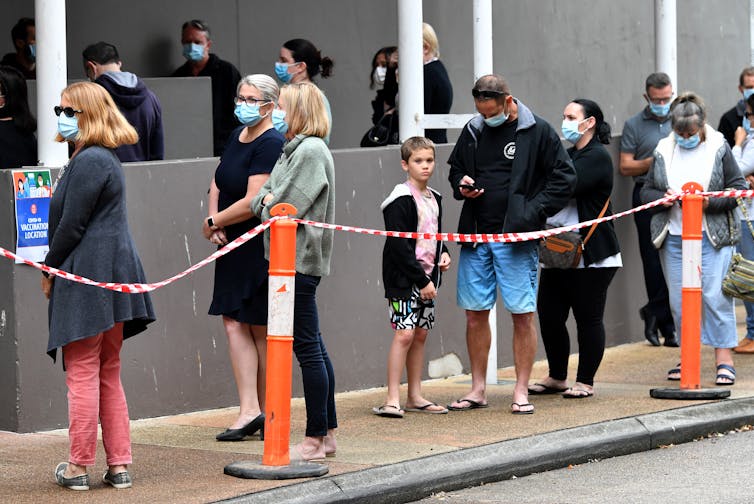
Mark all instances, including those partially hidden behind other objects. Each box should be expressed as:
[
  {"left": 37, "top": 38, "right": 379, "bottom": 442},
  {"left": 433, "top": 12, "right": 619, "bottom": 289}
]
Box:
[
  {"left": 0, "top": 65, "right": 37, "bottom": 168},
  {"left": 530, "top": 98, "right": 622, "bottom": 400},
  {"left": 369, "top": 46, "right": 397, "bottom": 125}
]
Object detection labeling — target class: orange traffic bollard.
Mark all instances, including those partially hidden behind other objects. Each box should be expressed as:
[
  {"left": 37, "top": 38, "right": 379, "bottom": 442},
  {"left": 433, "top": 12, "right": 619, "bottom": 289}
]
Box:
[
  {"left": 650, "top": 182, "right": 729, "bottom": 400},
  {"left": 263, "top": 203, "right": 298, "bottom": 466},
  {"left": 224, "top": 203, "right": 328, "bottom": 479},
  {"left": 679, "top": 182, "right": 703, "bottom": 390}
]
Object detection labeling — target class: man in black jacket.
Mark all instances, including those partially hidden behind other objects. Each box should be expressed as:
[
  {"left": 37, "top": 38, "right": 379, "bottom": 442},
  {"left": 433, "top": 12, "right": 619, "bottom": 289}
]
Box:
[
  {"left": 171, "top": 19, "right": 240, "bottom": 157},
  {"left": 719, "top": 66, "right": 754, "bottom": 147},
  {"left": 447, "top": 74, "right": 576, "bottom": 415}
]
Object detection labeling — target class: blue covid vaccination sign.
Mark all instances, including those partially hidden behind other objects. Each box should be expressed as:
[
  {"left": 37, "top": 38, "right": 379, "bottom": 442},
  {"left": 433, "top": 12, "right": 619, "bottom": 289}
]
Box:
[{"left": 13, "top": 169, "right": 51, "bottom": 263}]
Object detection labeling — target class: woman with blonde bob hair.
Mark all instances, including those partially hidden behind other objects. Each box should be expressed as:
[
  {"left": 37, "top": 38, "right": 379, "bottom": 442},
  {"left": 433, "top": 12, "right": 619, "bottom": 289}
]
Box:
[
  {"left": 251, "top": 82, "right": 337, "bottom": 461},
  {"left": 44, "top": 81, "right": 155, "bottom": 491}
]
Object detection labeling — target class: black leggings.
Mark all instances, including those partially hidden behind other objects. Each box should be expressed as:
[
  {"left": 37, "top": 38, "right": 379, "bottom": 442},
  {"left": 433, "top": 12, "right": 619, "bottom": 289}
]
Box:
[{"left": 537, "top": 267, "right": 618, "bottom": 386}]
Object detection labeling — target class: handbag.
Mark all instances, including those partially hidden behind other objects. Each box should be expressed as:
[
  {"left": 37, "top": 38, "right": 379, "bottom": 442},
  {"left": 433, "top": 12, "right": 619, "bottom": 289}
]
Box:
[
  {"left": 539, "top": 198, "right": 610, "bottom": 269},
  {"left": 722, "top": 197, "right": 754, "bottom": 301},
  {"left": 360, "top": 112, "right": 399, "bottom": 147}
]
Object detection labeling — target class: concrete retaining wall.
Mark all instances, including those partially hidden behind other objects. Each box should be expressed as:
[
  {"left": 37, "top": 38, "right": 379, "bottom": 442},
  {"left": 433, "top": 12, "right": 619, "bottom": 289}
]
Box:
[{"left": 0, "top": 139, "right": 648, "bottom": 432}]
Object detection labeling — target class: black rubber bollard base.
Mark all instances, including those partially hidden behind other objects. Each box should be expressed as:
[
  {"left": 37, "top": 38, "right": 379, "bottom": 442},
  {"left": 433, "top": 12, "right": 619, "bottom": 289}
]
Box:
[
  {"left": 224, "top": 460, "right": 329, "bottom": 480},
  {"left": 649, "top": 387, "right": 731, "bottom": 400}
]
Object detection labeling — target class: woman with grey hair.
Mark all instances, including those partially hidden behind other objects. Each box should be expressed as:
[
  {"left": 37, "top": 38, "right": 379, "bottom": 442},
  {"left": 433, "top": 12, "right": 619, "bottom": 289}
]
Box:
[
  {"left": 641, "top": 92, "right": 746, "bottom": 385},
  {"left": 201, "top": 74, "right": 285, "bottom": 441}
]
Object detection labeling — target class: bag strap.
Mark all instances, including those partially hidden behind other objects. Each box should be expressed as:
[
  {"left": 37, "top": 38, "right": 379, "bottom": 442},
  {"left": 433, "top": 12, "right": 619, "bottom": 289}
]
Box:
[
  {"left": 582, "top": 198, "right": 611, "bottom": 246},
  {"left": 737, "top": 197, "right": 754, "bottom": 239}
]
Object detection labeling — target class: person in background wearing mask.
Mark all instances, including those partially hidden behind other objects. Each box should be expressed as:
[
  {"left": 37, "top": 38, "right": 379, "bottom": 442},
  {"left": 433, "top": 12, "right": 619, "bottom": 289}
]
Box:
[
  {"left": 619, "top": 72, "right": 678, "bottom": 348},
  {"left": 83, "top": 41, "right": 164, "bottom": 162},
  {"left": 530, "top": 99, "right": 621, "bottom": 400},
  {"left": 1, "top": 18, "right": 36, "bottom": 80},
  {"left": 641, "top": 92, "right": 745, "bottom": 385},
  {"left": 731, "top": 93, "right": 754, "bottom": 354},
  {"left": 274, "top": 38, "right": 333, "bottom": 143},
  {"left": 202, "top": 74, "right": 285, "bottom": 442},
  {"left": 172, "top": 19, "right": 240, "bottom": 157},
  {"left": 0, "top": 65, "right": 37, "bottom": 169},
  {"left": 369, "top": 46, "right": 397, "bottom": 125},
  {"left": 446, "top": 74, "right": 576, "bottom": 415},
  {"left": 719, "top": 66, "right": 754, "bottom": 147}
]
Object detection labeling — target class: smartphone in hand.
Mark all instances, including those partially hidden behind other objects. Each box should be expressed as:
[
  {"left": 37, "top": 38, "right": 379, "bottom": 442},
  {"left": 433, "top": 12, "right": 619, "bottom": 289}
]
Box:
[{"left": 460, "top": 183, "right": 481, "bottom": 191}]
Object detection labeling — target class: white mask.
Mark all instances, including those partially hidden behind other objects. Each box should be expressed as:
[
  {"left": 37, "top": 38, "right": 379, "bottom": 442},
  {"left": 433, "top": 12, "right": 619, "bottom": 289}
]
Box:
[{"left": 373, "top": 66, "right": 387, "bottom": 89}]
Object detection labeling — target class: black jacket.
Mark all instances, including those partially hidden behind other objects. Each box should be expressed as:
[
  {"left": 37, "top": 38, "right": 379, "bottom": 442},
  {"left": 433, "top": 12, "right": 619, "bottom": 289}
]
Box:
[
  {"left": 567, "top": 137, "right": 620, "bottom": 265},
  {"left": 381, "top": 184, "right": 449, "bottom": 299},
  {"left": 718, "top": 101, "right": 745, "bottom": 147},
  {"left": 172, "top": 53, "right": 241, "bottom": 156},
  {"left": 447, "top": 100, "right": 576, "bottom": 245}
]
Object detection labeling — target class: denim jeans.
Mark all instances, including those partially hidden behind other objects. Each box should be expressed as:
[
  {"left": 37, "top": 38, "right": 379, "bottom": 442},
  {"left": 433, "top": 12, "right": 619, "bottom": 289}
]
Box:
[
  {"left": 294, "top": 273, "right": 337, "bottom": 437},
  {"left": 738, "top": 219, "right": 754, "bottom": 340},
  {"left": 660, "top": 234, "right": 737, "bottom": 348}
]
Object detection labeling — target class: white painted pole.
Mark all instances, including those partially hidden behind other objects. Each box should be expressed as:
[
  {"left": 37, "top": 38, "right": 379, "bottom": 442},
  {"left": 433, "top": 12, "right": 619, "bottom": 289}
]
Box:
[
  {"left": 473, "top": 0, "right": 493, "bottom": 81},
  {"left": 397, "top": 0, "right": 424, "bottom": 141},
  {"left": 750, "top": 0, "right": 754, "bottom": 65},
  {"left": 655, "top": 0, "right": 678, "bottom": 89},
  {"left": 35, "top": 0, "right": 69, "bottom": 167},
  {"left": 472, "top": 0, "right": 498, "bottom": 385}
]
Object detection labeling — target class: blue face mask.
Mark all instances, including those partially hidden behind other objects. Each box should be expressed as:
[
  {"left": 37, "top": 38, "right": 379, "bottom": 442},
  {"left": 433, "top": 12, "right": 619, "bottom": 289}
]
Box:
[
  {"left": 483, "top": 109, "right": 508, "bottom": 128},
  {"left": 57, "top": 114, "right": 79, "bottom": 141},
  {"left": 234, "top": 103, "right": 267, "bottom": 127},
  {"left": 744, "top": 115, "right": 753, "bottom": 135},
  {"left": 561, "top": 119, "right": 586, "bottom": 144},
  {"left": 744, "top": 88, "right": 754, "bottom": 100},
  {"left": 272, "top": 108, "right": 288, "bottom": 134},
  {"left": 26, "top": 44, "right": 36, "bottom": 63},
  {"left": 675, "top": 133, "right": 701, "bottom": 150},
  {"left": 182, "top": 43, "right": 205, "bottom": 62},
  {"left": 649, "top": 101, "right": 670, "bottom": 117},
  {"left": 274, "top": 62, "right": 295, "bottom": 83}
]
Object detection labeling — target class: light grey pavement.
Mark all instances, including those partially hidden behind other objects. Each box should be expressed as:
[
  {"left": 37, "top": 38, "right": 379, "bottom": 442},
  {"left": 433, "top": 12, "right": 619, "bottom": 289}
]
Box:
[
  {"left": 2, "top": 336, "right": 754, "bottom": 503},
  {"left": 415, "top": 427, "right": 754, "bottom": 503}
]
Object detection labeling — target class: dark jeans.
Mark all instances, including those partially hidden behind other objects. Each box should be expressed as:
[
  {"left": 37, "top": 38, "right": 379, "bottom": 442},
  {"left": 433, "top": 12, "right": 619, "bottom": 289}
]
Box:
[
  {"left": 293, "top": 273, "right": 337, "bottom": 437},
  {"left": 537, "top": 267, "right": 618, "bottom": 386},
  {"left": 633, "top": 184, "right": 674, "bottom": 333}
]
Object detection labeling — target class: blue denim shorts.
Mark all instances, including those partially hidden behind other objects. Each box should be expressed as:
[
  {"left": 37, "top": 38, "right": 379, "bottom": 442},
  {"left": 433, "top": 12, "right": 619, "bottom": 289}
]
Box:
[{"left": 457, "top": 242, "right": 539, "bottom": 313}]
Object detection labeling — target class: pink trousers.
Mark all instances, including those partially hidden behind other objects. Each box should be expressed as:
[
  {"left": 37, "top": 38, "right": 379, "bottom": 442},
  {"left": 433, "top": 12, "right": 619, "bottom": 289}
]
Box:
[{"left": 63, "top": 323, "right": 131, "bottom": 467}]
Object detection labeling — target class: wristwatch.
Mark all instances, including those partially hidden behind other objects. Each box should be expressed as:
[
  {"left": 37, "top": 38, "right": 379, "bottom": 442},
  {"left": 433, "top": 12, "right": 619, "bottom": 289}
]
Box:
[{"left": 207, "top": 216, "right": 219, "bottom": 230}]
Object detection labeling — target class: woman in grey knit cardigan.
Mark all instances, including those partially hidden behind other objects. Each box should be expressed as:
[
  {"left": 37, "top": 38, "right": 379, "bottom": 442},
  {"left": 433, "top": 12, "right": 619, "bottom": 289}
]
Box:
[
  {"left": 252, "top": 82, "right": 337, "bottom": 461},
  {"left": 44, "top": 82, "right": 155, "bottom": 491}
]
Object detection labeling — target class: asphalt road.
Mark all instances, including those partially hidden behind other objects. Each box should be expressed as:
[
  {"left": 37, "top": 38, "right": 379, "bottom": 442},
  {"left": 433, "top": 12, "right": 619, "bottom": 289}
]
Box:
[{"left": 416, "top": 426, "right": 754, "bottom": 504}]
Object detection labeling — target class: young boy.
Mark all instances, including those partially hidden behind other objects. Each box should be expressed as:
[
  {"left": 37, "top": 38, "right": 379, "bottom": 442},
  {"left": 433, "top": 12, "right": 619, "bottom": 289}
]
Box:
[{"left": 373, "top": 137, "right": 451, "bottom": 418}]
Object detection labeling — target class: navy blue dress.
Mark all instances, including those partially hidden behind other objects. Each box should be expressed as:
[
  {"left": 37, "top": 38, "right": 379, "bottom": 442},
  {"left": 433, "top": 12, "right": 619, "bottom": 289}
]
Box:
[{"left": 208, "top": 126, "right": 285, "bottom": 323}]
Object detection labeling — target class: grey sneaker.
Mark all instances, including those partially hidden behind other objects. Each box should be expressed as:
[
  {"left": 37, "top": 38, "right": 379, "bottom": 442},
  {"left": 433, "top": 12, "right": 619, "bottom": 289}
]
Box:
[
  {"left": 54, "top": 462, "right": 90, "bottom": 491},
  {"left": 103, "top": 470, "right": 132, "bottom": 489}
]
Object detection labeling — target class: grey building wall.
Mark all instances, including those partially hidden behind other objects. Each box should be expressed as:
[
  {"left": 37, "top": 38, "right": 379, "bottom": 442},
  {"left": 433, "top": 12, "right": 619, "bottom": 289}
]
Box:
[
  {"left": 2, "top": 139, "right": 645, "bottom": 433},
  {"left": 1, "top": 1, "right": 749, "bottom": 151}
]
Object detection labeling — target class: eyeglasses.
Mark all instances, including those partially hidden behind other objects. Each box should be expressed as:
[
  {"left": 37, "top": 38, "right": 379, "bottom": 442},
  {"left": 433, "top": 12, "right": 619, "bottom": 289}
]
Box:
[
  {"left": 472, "top": 89, "right": 506, "bottom": 100},
  {"left": 648, "top": 96, "right": 674, "bottom": 105},
  {"left": 54, "top": 106, "right": 83, "bottom": 118},
  {"left": 234, "top": 96, "right": 269, "bottom": 106}
]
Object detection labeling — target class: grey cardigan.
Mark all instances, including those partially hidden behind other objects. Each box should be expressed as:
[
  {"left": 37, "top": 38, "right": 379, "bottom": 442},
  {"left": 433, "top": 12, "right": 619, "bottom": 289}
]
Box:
[
  {"left": 251, "top": 134, "right": 335, "bottom": 276},
  {"left": 640, "top": 125, "right": 746, "bottom": 249},
  {"left": 45, "top": 146, "right": 155, "bottom": 361}
]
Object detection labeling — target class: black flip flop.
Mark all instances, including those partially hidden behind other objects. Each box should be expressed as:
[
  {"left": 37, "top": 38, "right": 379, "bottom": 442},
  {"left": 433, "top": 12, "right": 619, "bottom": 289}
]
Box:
[
  {"left": 528, "top": 383, "right": 568, "bottom": 395},
  {"left": 447, "top": 398, "right": 489, "bottom": 411}
]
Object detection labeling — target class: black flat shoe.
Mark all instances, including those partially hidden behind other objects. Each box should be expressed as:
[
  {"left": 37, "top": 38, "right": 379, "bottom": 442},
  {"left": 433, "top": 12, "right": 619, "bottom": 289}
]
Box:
[
  {"left": 639, "top": 306, "right": 660, "bottom": 346},
  {"left": 216, "top": 413, "right": 265, "bottom": 441}
]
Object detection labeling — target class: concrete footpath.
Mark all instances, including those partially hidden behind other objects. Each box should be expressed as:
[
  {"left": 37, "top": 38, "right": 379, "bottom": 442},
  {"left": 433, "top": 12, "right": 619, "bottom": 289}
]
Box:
[{"left": 2, "top": 342, "right": 754, "bottom": 504}]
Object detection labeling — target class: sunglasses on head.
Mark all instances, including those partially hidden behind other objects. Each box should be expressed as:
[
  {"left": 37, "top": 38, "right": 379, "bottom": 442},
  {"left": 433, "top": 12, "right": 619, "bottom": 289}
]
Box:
[
  {"left": 54, "top": 106, "right": 82, "bottom": 118},
  {"left": 472, "top": 89, "right": 506, "bottom": 99}
]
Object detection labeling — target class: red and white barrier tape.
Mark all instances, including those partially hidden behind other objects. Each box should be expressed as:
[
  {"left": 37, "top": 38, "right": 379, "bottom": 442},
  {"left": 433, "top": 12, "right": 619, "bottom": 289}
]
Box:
[
  {"left": 4, "top": 188, "right": 751, "bottom": 293},
  {"left": 0, "top": 218, "right": 279, "bottom": 293}
]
